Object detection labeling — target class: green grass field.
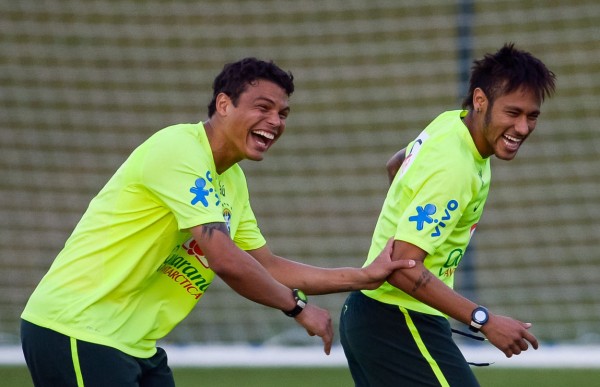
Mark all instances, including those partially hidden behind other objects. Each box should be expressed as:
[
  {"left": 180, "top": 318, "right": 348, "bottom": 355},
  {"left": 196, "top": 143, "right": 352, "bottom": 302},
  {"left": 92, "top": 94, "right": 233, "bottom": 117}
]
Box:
[{"left": 2, "top": 366, "right": 599, "bottom": 386}]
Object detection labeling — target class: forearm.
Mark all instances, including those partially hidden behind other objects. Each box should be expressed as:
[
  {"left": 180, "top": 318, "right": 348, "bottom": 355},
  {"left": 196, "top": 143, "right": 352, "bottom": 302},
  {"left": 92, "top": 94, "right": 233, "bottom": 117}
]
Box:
[
  {"left": 255, "top": 254, "right": 369, "bottom": 295},
  {"left": 387, "top": 263, "right": 477, "bottom": 325},
  {"left": 192, "top": 225, "right": 296, "bottom": 312},
  {"left": 246, "top": 243, "right": 373, "bottom": 295},
  {"left": 215, "top": 253, "right": 296, "bottom": 309},
  {"left": 248, "top": 239, "right": 414, "bottom": 295}
]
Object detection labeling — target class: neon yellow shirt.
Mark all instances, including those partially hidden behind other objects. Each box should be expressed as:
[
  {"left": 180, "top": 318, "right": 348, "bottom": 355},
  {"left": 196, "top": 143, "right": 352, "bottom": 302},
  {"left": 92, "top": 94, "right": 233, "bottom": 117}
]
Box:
[
  {"left": 22, "top": 123, "right": 266, "bottom": 358},
  {"left": 362, "top": 110, "right": 491, "bottom": 316}
]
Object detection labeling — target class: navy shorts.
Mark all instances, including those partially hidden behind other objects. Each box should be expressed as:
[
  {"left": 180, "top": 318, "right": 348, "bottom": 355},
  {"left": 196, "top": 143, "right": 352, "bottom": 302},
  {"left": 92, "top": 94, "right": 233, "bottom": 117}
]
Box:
[
  {"left": 340, "top": 292, "right": 479, "bottom": 387},
  {"left": 21, "top": 319, "right": 175, "bottom": 387}
]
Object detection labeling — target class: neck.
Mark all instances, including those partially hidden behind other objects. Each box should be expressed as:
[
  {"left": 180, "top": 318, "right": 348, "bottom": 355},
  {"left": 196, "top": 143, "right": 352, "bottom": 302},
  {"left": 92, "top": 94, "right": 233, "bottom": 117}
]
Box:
[
  {"left": 203, "top": 119, "right": 238, "bottom": 174},
  {"left": 462, "top": 109, "right": 475, "bottom": 131},
  {"left": 462, "top": 110, "right": 489, "bottom": 159}
]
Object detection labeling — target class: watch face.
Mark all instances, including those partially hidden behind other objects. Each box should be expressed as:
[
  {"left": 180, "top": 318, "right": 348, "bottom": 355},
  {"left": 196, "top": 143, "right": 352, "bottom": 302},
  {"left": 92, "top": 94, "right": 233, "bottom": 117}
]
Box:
[
  {"left": 296, "top": 289, "right": 307, "bottom": 302},
  {"left": 474, "top": 308, "right": 488, "bottom": 323}
]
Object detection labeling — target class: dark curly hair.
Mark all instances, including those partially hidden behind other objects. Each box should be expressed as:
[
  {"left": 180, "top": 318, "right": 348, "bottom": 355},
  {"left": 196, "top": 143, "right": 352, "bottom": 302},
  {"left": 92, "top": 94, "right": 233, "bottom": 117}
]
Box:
[
  {"left": 462, "top": 43, "right": 556, "bottom": 110},
  {"left": 207, "top": 57, "right": 294, "bottom": 117}
]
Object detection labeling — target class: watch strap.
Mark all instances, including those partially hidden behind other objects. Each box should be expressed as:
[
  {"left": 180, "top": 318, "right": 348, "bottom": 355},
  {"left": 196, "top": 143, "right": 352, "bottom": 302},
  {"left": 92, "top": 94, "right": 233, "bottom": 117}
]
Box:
[
  {"left": 283, "top": 289, "right": 307, "bottom": 317},
  {"left": 469, "top": 305, "right": 489, "bottom": 332}
]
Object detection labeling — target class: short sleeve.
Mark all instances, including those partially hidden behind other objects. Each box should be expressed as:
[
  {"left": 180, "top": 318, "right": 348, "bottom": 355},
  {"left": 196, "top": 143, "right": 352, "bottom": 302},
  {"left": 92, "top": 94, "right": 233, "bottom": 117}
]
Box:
[
  {"left": 394, "top": 149, "right": 475, "bottom": 254},
  {"left": 140, "top": 126, "right": 224, "bottom": 230}
]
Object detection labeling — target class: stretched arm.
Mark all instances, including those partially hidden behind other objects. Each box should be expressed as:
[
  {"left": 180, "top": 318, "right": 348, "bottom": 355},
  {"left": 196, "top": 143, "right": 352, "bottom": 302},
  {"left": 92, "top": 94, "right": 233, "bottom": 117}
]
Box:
[
  {"left": 386, "top": 147, "right": 407, "bottom": 184},
  {"left": 388, "top": 240, "right": 538, "bottom": 358},
  {"left": 246, "top": 238, "right": 415, "bottom": 295},
  {"left": 191, "top": 223, "right": 333, "bottom": 354}
]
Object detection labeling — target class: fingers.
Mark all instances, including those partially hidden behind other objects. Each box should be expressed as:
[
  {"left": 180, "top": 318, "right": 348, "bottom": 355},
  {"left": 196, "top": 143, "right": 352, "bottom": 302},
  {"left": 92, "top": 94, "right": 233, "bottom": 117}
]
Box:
[
  {"left": 518, "top": 339, "right": 529, "bottom": 351},
  {"left": 501, "top": 327, "right": 539, "bottom": 357},
  {"left": 323, "top": 336, "right": 332, "bottom": 355},
  {"left": 323, "top": 318, "right": 333, "bottom": 355},
  {"left": 297, "top": 305, "right": 333, "bottom": 355},
  {"left": 506, "top": 341, "right": 526, "bottom": 357},
  {"left": 383, "top": 237, "right": 415, "bottom": 269},
  {"left": 522, "top": 328, "right": 539, "bottom": 350},
  {"left": 382, "top": 237, "right": 394, "bottom": 255},
  {"left": 391, "top": 259, "right": 416, "bottom": 269},
  {"left": 321, "top": 320, "right": 333, "bottom": 355},
  {"left": 502, "top": 341, "right": 525, "bottom": 357}
]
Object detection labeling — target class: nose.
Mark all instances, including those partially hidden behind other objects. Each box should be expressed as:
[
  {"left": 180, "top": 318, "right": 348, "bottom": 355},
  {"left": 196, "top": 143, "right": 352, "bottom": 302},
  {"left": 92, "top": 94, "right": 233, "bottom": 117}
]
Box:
[
  {"left": 266, "top": 112, "right": 282, "bottom": 128},
  {"left": 515, "top": 116, "right": 531, "bottom": 135}
]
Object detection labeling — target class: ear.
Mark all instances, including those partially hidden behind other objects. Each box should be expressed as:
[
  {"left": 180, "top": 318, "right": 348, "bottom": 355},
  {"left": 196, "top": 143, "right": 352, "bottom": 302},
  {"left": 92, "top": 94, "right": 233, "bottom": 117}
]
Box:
[
  {"left": 215, "top": 92, "right": 232, "bottom": 116},
  {"left": 473, "top": 88, "right": 488, "bottom": 112}
]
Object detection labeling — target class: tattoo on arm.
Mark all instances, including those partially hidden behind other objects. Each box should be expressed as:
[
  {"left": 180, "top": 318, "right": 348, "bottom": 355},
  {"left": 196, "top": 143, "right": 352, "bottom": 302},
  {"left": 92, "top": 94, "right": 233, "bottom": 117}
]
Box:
[
  {"left": 201, "top": 222, "right": 230, "bottom": 239},
  {"left": 411, "top": 268, "right": 433, "bottom": 294}
]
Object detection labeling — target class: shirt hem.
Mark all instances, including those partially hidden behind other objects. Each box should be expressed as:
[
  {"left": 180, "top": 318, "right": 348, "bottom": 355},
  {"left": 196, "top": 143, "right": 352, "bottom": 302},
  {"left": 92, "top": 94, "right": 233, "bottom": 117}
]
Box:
[{"left": 21, "top": 312, "right": 158, "bottom": 359}]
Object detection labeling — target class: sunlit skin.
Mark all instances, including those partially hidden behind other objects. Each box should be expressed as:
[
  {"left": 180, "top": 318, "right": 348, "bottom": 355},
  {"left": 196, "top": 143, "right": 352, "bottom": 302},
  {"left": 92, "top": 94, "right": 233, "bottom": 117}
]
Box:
[
  {"left": 464, "top": 86, "right": 542, "bottom": 160},
  {"left": 204, "top": 80, "right": 290, "bottom": 173}
]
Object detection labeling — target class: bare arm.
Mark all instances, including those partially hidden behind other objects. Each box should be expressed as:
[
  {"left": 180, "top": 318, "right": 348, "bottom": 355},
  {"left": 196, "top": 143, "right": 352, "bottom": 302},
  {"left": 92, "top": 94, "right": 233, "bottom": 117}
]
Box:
[
  {"left": 191, "top": 222, "right": 333, "bottom": 354},
  {"left": 386, "top": 147, "right": 407, "bottom": 184},
  {"left": 247, "top": 237, "right": 415, "bottom": 295},
  {"left": 388, "top": 239, "right": 538, "bottom": 358}
]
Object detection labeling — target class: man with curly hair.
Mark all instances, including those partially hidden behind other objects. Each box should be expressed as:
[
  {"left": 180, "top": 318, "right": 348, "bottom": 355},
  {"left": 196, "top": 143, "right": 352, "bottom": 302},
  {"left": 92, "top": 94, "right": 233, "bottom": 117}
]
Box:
[{"left": 21, "top": 57, "right": 415, "bottom": 387}]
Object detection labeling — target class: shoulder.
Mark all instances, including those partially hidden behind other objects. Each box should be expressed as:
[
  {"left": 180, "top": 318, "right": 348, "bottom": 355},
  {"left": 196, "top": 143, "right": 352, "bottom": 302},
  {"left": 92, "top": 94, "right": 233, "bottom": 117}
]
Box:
[
  {"left": 147, "top": 123, "right": 204, "bottom": 147},
  {"left": 146, "top": 123, "right": 209, "bottom": 157},
  {"left": 133, "top": 123, "right": 213, "bottom": 175},
  {"left": 406, "top": 113, "right": 476, "bottom": 182}
]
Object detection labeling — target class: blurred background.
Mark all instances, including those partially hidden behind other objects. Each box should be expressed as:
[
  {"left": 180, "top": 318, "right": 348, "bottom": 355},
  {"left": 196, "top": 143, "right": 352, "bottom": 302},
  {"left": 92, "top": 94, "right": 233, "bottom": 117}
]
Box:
[{"left": 1, "top": 0, "right": 598, "bottom": 350}]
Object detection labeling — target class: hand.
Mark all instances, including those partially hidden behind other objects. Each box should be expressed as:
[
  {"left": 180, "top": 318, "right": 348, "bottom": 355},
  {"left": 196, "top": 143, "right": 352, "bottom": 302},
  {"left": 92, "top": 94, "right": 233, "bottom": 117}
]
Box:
[
  {"left": 293, "top": 304, "right": 334, "bottom": 355},
  {"left": 481, "top": 314, "right": 539, "bottom": 357},
  {"left": 361, "top": 238, "right": 416, "bottom": 290}
]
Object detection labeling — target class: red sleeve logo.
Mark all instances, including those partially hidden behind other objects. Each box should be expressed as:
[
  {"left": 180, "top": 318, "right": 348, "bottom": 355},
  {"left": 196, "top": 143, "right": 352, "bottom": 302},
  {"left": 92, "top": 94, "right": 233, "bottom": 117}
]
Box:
[{"left": 183, "top": 238, "right": 210, "bottom": 268}]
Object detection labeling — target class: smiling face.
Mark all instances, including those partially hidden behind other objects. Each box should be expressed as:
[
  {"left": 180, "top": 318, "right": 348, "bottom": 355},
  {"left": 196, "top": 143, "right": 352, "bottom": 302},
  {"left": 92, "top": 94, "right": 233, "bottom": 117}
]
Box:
[
  {"left": 471, "top": 86, "right": 542, "bottom": 160},
  {"left": 212, "top": 79, "right": 290, "bottom": 169}
]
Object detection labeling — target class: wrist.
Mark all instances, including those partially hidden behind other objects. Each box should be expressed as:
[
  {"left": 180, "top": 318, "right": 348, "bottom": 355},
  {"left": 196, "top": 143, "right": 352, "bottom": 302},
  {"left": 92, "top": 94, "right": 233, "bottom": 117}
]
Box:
[
  {"left": 469, "top": 305, "right": 490, "bottom": 332},
  {"left": 283, "top": 289, "right": 308, "bottom": 317},
  {"left": 356, "top": 266, "right": 371, "bottom": 284}
]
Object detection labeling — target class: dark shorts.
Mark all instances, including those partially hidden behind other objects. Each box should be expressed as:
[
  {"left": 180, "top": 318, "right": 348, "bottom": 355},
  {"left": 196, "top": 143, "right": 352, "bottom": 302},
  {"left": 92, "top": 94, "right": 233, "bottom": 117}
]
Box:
[
  {"left": 339, "top": 292, "right": 479, "bottom": 387},
  {"left": 20, "top": 319, "right": 175, "bottom": 387}
]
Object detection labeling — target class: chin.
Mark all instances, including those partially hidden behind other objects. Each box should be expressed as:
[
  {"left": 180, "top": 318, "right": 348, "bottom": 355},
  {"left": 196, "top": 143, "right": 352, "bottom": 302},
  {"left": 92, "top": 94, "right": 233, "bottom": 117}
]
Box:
[
  {"left": 247, "top": 153, "right": 265, "bottom": 162},
  {"left": 495, "top": 152, "right": 518, "bottom": 161}
]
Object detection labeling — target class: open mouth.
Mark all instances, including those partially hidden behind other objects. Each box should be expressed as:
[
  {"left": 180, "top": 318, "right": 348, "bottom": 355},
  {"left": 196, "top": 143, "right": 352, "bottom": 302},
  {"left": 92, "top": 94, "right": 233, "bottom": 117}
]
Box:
[
  {"left": 251, "top": 130, "right": 275, "bottom": 149},
  {"left": 502, "top": 134, "right": 522, "bottom": 152}
]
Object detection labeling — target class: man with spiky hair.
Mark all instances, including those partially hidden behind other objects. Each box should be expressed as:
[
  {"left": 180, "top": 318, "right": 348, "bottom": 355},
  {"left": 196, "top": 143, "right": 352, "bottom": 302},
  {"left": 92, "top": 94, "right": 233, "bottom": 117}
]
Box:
[{"left": 340, "top": 43, "right": 556, "bottom": 387}]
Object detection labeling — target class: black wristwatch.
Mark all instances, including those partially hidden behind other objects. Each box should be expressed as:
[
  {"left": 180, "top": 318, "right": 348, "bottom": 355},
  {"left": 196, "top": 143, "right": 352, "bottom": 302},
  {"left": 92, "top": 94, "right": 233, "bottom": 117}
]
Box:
[
  {"left": 283, "top": 289, "right": 308, "bottom": 317},
  {"left": 469, "top": 306, "right": 489, "bottom": 332}
]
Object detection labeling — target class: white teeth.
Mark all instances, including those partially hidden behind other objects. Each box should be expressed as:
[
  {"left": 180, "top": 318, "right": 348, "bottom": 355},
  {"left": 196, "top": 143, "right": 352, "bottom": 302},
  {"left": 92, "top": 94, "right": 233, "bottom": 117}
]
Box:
[
  {"left": 504, "top": 134, "right": 521, "bottom": 142},
  {"left": 253, "top": 130, "right": 275, "bottom": 140}
]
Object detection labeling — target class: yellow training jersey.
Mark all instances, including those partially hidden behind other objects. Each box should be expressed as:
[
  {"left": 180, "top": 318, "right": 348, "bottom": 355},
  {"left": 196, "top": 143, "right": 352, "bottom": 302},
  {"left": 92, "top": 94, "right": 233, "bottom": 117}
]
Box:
[
  {"left": 22, "top": 123, "right": 266, "bottom": 358},
  {"left": 363, "top": 110, "right": 491, "bottom": 316}
]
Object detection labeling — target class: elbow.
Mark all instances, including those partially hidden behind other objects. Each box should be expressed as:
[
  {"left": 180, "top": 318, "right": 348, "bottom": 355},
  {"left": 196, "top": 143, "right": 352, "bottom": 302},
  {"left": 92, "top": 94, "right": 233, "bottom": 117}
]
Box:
[
  {"left": 385, "top": 157, "right": 397, "bottom": 172},
  {"left": 205, "top": 254, "right": 238, "bottom": 280},
  {"left": 386, "top": 160, "right": 399, "bottom": 178}
]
